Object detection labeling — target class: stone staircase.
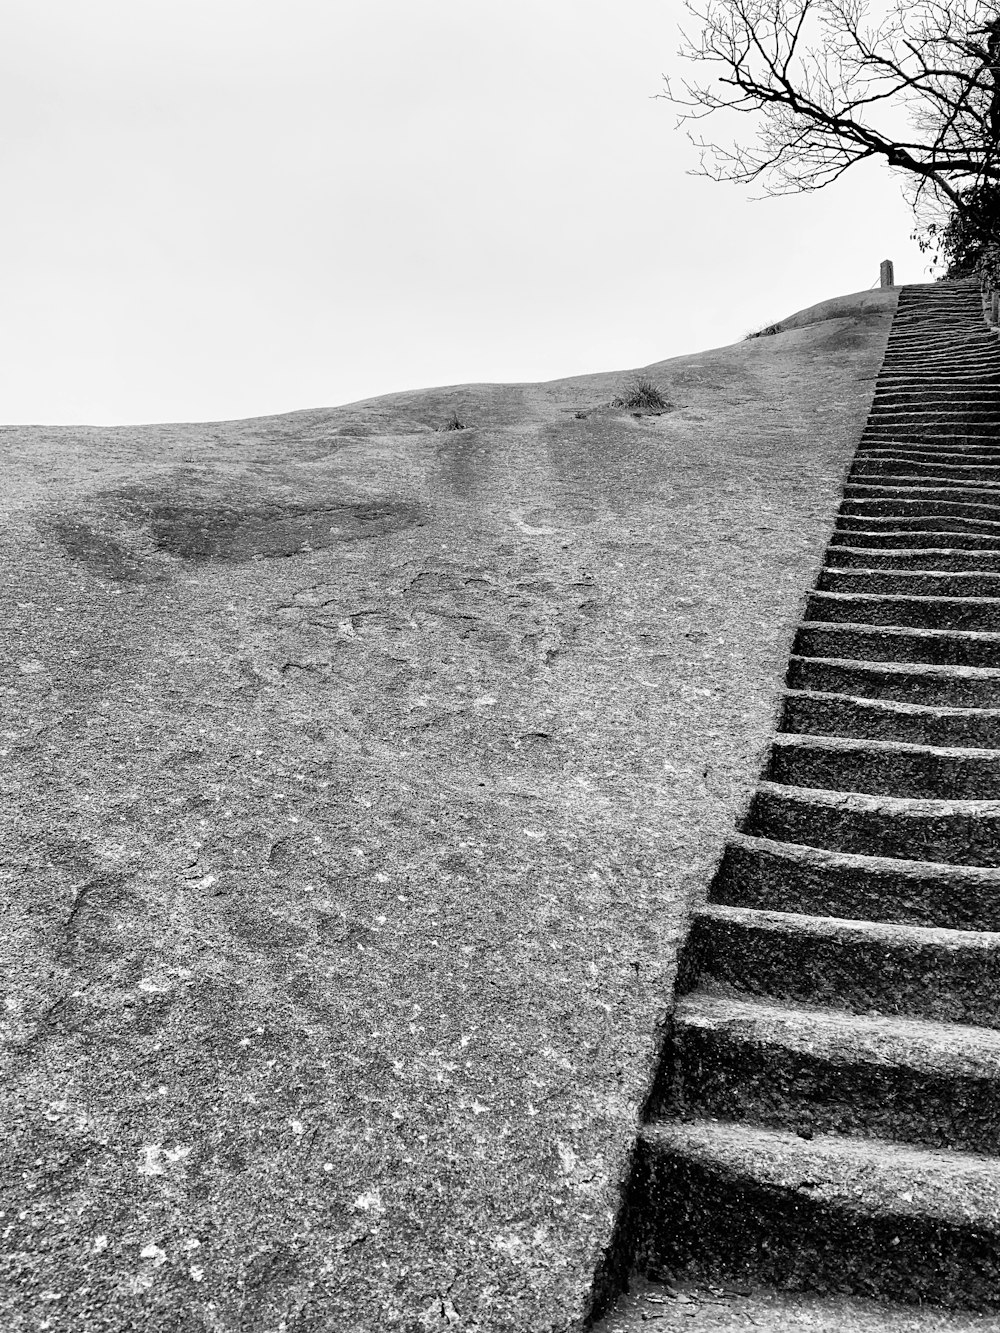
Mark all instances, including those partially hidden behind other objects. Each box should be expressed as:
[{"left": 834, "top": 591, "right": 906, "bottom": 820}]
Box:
[{"left": 614, "top": 281, "right": 1000, "bottom": 1317}]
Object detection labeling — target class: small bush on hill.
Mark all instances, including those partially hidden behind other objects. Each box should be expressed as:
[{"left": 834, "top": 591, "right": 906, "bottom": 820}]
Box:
[
  {"left": 610, "top": 376, "right": 669, "bottom": 411},
  {"left": 744, "top": 322, "right": 782, "bottom": 340},
  {"left": 442, "top": 411, "right": 467, "bottom": 431}
]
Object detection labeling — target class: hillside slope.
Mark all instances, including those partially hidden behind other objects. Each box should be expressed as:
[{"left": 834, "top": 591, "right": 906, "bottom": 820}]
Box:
[{"left": 0, "top": 288, "right": 895, "bottom": 1332}]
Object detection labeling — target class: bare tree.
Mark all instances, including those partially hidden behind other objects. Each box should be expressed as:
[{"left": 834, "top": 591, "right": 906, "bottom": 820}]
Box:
[{"left": 666, "top": 0, "right": 1000, "bottom": 244}]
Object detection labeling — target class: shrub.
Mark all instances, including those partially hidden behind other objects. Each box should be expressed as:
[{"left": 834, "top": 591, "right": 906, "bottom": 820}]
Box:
[
  {"left": 442, "top": 411, "right": 467, "bottom": 431},
  {"left": 913, "top": 182, "right": 1000, "bottom": 282},
  {"left": 610, "top": 376, "right": 669, "bottom": 411},
  {"left": 744, "top": 322, "right": 782, "bottom": 340}
]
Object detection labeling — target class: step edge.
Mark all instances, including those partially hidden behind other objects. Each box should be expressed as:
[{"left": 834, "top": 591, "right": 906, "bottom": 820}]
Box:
[
  {"left": 725, "top": 829, "right": 1000, "bottom": 882},
  {"left": 638, "top": 1119, "right": 1000, "bottom": 1212},
  {"left": 782, "top": 688, "right": 1000, "bottom": 720},
  {"left": 695, "top": 900, "right": 1000, "bottom": 947},
  {"left": 756, "top": 777, "right": 1000, "bottom": 816},
  {"left": 673, "top": 991, "right": 1000, "bottom": 1065},
  {"left": 796, "top": 621, "right": 1000, "bottom": 643},
  {"left": 789, "top": 652, "right": 1000, "bottom": 679},
  {"left": 807, "top": 590, "right": 1000, "bottom": 608},
  {"left": 771, "top": 731, "right": 1000, "bottom": 760}
]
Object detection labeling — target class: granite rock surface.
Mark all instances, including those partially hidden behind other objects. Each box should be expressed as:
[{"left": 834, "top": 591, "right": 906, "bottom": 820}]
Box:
[{"left": 0, "top": 289, "right": 895, "bottom": 1331}]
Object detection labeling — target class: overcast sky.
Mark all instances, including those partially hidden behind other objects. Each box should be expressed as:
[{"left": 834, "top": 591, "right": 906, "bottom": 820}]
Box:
[{"left": 1, "top": 0, "right": 930, "bottom": 426}]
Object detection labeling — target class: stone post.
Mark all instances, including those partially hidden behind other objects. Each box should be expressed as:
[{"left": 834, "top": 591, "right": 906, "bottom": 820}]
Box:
[{"left": 880, "top": 259, "right": 895, "bottom": 288}]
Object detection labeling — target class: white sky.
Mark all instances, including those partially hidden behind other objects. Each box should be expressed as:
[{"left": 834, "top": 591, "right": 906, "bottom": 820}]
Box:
[{"left": 1, "top": 0, "right": 931, "bottom": 426}]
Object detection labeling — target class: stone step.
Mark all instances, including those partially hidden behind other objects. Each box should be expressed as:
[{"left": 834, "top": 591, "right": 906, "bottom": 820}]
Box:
[
  {"left": 893, "top": 314, "right": 989, "bottom": 322},
  {"left": 859, "top": 444, "right": 1000, "bottom": 458},
  {"left": 682, "top": 902, "right": 1000, "bottom": 1030},
  {"left": 788, "top": 653, "right": 1000, "bottom": 706},
  {"left": 892, "top": 302, "right": 985, "bottom": 311},
  {"left": 745, "top": 780, "right": 1000, "bottom": 868},
  {"left": 897, "top": 285, "right": 980, "bottom": 293},
  {"left": 856, "top": 443, "right": 1000, "bottom": 460},
  {"left": 792, "top": 622, "right": 1000, "bottom": 668},
  {"left": 882, "top": 333, "right": 996, "bottom": 344},
  {"left": 890, "top": 316, "right": 989, "bottom": 322},
  {"left": 879, "top": 355, "right": 998, "bottom": 368},
  {"left": 832, "top": 517, "right": 1000, "bottom": 543},
  {"left": 768, "top": 732, "right": 1000, "bottom": 802},
  {"left": 818, "top": 566, "right": 1000, "bottom": 598},
  {"left": 872, "top": 384, "right": 1000, "bottom": 397},
  {"left": 877, "top": 359, "right": 1000, "bottom": 368},
  {"left": 870, "top": 404, "right": 1000, "bottom": 417},
  {"left": 874, "top": 380, "right": 1000, "bottom": 390},
  {"left": 876, "top": 355, "right": 1000, "bottom": 364},
  {"left": 884, "top": 338, "right": 994, "bottom": 349},
  {"left": 846, "top": 480, "right": 1000, "bottom": 498},
  {"left": 850, "top": 461, "right": 1000, "bottom": 482},
  {"left": 886, "top": 323, "right": 994, "bottom": 330},
  {"left": 888, "top": 294, "right": 984, "bottom": 302},
  {"left": 871, "top": 383, "right": 1000, "bottom": 393},
  {"left": 855, "top": 455, "right": 1000, "bottom": 473},
  {"left": 655, "top": 992, "right": 1000, "bottom": 1154},
  {"left": 868, "top": 402, "right": 1000, "bottom": 413},
  {"left": 861, "top": 433, "right": 1000, "bottom": 447},
  {"left": 869, "top": 397, "right": 1000, "bottom": 407},
  {"left": 875, "top": 357, "right": 999, "bottom": 366},
  {"left": 874, "top": 383, "right": 1000, "bottom": 391},
  {"left": 804, "top": 589, "right": 1000, "bottom": 633},
  {"left": 883, "top": 314, "right": 996, "bottom": 321},
  {"left": 633, "top": 1119, "right": 1000, "bottom": 1310},
  {"left": 713, "top": 829, "right": 1000, "bottom": 929},
  {"left": 885, "top": 346, "right": 997, "bottom": 357},
  {"left": 780, "top": 688, "right": 1000, "bottom": 749},
  {"left": 864, "top": 407, "right": 1000, "bottom": 417},
  {"left": 877, "top": 354, "right": 1000, "bottom": 368},
  {"left": 864, "top": 410, "right": 1000, "bottom": 421},
  {"left": 853, "top": 453, "right": 1000, "bottom": 469},
  {"left": 862, "top": 442, "right": 1000, "bottom": 455},
  {"left": 882, "top": 335, "right": 997, "bottom": 345},
  {"left": 835, "top": 515, "right": 1000, "bottom": 539},
  {"left": 825, "top": 546, "right": 1000, "bottom": 571},
  {"left": 851, "top": 471, "right": 1000, "bottom": 491},
  {"left": 866, "top": 413, "right": 1000, "bottom": 427},
  {"left": 890, "top": 328, "right": 992, "bottom": 334},
  {"left": 860, "top": 433, "right": 1000, "bottom": 446},
  {"left": 840, "top": 498, "right": 1000, "bottom": 523},
  {"left": 594, "top": 1274, "right": 998, "bottom": 1331},
  {"left": 841, "top": 499, "right": 1000, "bottom": 525},
  {"left": 858, "top": 429, "right": 1000, "bottom": 439},
  {"left": 874, "top": 371, "right": 1000, "bottom": 384}
]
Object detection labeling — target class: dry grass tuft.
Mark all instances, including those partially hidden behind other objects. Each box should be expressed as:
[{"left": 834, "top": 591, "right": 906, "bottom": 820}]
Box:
[{"left": 610, "top": 376, "right": 669, "bottom": 411}]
